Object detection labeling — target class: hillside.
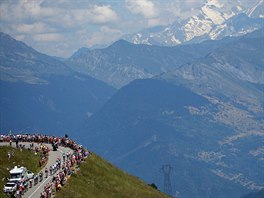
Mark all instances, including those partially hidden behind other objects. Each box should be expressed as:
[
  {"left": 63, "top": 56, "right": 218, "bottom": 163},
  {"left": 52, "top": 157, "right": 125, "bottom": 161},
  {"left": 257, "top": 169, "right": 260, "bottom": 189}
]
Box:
[
  {"left": 75, "top": 30, "right": 264, "bottom": 197},
  {"left": 67, "top": 28, "right": 264, "bottom": 89},
  {"left": 0, "top": 32, "right": 72, "bottom": 84},
  {"left": 0, "top": 146, "right": 42, "bottom": 198},
  {"left": 0, "top": 75, "right": 115, "bottom": 134},
  {"left": 0, "top": 143, "right": 167, "bottom": 198},
  {"left": 67, "top": 34, "right": 240, "bottom": 88},
  {"left": 57, "top": 154, "right": 168, "bottom": 198},
  {"left": 77, "top": 79, "right": 256, "bottom": 197},
  {"left": 242, "top": 189, "right": 264, "bottom": 198},
  {"left": 0, "top": 32, "right": 116, "bottom": 135}
]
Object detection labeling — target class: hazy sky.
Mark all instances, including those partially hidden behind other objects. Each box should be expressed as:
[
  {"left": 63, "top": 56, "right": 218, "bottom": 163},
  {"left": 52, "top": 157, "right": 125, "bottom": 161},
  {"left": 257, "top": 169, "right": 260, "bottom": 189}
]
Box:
[{"left": 0, "top": 0, "right": 260, "bottom": 57}]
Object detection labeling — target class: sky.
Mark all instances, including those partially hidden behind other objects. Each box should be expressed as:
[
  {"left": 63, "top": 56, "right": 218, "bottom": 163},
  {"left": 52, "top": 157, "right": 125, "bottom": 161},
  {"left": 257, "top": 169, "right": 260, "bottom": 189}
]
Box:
[{"left": 0, "top": 0, "right": 260, "bottom": 57}]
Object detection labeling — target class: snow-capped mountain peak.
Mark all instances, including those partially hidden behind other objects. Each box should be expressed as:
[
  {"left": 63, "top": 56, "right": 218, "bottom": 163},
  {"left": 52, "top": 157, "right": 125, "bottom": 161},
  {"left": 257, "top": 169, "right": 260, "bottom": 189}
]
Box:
[
  {"left": 122, "top": 0, "right": 264, "bottom": 46},
  {"left": 201, "top": 0, "right": 232, "bottom": 25}
]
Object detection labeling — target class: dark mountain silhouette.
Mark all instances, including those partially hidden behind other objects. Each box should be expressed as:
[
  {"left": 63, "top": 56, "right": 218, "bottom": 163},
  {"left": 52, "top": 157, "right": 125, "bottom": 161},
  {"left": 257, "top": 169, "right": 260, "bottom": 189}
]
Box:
[{"left": 0, "top": 32, "right": 116, "bottom": 134}]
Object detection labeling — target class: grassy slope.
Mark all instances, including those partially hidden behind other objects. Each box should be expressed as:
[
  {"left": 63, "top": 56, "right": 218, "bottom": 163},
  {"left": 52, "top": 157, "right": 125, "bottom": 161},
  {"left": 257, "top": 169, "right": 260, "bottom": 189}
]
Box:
[
  {"left": 57, "top": 154, "right": 168, "bottom": 198},
  {"left": 0, "top": 146, "right": 42, "bottom": 197}
]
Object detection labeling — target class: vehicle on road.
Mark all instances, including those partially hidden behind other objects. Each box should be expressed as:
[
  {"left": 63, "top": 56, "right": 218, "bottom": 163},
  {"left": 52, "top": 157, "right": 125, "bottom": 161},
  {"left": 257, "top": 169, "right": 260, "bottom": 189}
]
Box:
[
  {"left": 3, "top": 182, "right": 17, "bottom": 194},
  {"left": 9, "top": 166, "right": 27, "bottom": 182},
  {"left": 26, "top": 170, "right": 34, "bottom": 179}
]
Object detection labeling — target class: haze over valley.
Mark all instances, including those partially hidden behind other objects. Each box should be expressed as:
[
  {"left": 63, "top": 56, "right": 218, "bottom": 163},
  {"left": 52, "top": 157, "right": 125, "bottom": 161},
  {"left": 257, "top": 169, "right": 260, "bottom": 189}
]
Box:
[{"left": 0, "top": 0, "right": 263, "bottom": 197}]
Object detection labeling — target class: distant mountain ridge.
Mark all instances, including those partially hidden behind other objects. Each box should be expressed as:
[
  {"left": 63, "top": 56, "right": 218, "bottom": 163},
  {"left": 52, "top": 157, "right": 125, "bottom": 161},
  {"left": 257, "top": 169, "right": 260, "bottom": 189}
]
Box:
[
  {"left": 0, "top": 32, "right": 116, "bottom": 134},
  {"left": 0, "top": 32, "right": 72, "bottom": 84},
  {"left": 122, "top": 0, "right": 264, "bottom": 46},
  {"left": 67, "top": 33, "right": 244, "bottom": 88}
]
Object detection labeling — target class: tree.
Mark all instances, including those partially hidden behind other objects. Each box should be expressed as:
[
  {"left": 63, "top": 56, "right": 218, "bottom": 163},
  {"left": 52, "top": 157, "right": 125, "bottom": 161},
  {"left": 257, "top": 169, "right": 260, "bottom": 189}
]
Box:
[{"left": 148, "top": 183, "right": 158, "bottom": 190}]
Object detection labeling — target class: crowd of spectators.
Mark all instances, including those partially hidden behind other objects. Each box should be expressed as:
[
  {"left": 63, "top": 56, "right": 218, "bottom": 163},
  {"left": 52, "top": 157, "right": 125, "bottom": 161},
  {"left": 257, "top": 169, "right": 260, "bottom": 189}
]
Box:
[{"left": 0, "top": 133, "right": 91, "bottom": 198}]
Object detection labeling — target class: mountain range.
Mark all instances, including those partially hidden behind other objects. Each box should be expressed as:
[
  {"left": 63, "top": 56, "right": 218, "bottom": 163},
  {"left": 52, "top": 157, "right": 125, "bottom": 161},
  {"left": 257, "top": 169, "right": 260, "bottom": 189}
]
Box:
[
  {"left": 122, "top": 0, "right": 264, "bottom": 47},
  {"left": 67, "top": 0, "right": 264, "bottom": 89},
  {"left": 74, "top": 29, "right": 264, "bottom": 197},
  {"left": 0, "top": 28, "right": 263, "bottom": 198},
  {"left": 67, "top": 33, "right": 249, "bottom": 88}
]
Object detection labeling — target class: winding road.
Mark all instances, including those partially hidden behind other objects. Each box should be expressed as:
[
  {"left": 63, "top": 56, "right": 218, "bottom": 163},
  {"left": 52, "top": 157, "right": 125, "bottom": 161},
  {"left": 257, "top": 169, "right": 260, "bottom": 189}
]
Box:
[{"left": 0, "top": 142, "right": 73, "bottom": 198}]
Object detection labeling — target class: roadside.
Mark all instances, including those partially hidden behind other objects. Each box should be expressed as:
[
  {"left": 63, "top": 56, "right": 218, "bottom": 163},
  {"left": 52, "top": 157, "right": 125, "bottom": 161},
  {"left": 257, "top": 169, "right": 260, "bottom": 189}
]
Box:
[{"left": 0, "top": 134, "right": 89, "bottom": 198}]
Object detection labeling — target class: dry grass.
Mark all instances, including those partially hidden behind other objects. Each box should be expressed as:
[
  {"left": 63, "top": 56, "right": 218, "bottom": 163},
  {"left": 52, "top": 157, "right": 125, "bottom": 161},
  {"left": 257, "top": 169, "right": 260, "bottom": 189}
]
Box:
[
  {"left": 0, "top": 146, "right": 42, "bottom": 198},
  {"left": 57, "top": 154, "right": 168, "bottom": 198}
]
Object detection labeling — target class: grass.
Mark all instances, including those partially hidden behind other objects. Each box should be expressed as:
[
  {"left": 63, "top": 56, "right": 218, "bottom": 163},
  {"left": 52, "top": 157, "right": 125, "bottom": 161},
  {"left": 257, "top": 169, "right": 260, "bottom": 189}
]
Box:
[
  {"left": 57, "top": 154, "right": 169, "bottom": 198},
  {"left": 0, "top": 146, "right": 42, "bottom": 197}
]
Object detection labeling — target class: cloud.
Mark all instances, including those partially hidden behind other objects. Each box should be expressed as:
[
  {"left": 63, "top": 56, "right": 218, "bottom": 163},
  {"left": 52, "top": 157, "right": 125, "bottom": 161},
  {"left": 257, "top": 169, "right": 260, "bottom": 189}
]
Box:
[
  {"left": 0, "top": 0, "right": 259, "bottom": 58},
  {"left": 14, "top": 22, "right": 55, "bottom": 34},
  {"left": 86, "top": 26, "right": 122, "bottom": 47},
  {"left": 0, "top": 0, "right": 56, "bottom": 21},
  {"left": 147, "top": 18, "right": 161, "bottom": 27},
  {"left": 0, "top": 0, "right": 204, "bottom": 57},
  {"left": 14, "top": 35, "right": 25, "bottom": 41},
  {"left": 126, "top": 0, "right": 157, "bottom": 18},
  {"left": 33, "top": 33, "right": 64, "bottom": 42},
  {"left": 69, "top": 5, "right": 119, "bottom": 25},
  {"left": 0, "top": 1, "right": 118, "bottom": 26},
  {"left": 0, "top": 0, "right": 120, "bottom": 57},
  {"left": 91, "top": 5, "right": 119, "bottom": 23}
]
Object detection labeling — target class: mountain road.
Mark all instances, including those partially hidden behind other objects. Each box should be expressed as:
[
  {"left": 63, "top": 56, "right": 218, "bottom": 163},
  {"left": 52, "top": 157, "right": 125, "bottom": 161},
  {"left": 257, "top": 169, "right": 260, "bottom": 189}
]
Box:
[{"left": 0, "top": 142, "right": 73, "bottom": 198}]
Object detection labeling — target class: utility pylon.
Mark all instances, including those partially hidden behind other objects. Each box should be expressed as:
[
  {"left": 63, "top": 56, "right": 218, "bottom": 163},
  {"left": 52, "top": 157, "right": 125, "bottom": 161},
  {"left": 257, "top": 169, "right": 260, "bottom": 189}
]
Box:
[{"left": 161, "top": 164, "right": 172, "bottom": 196}]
